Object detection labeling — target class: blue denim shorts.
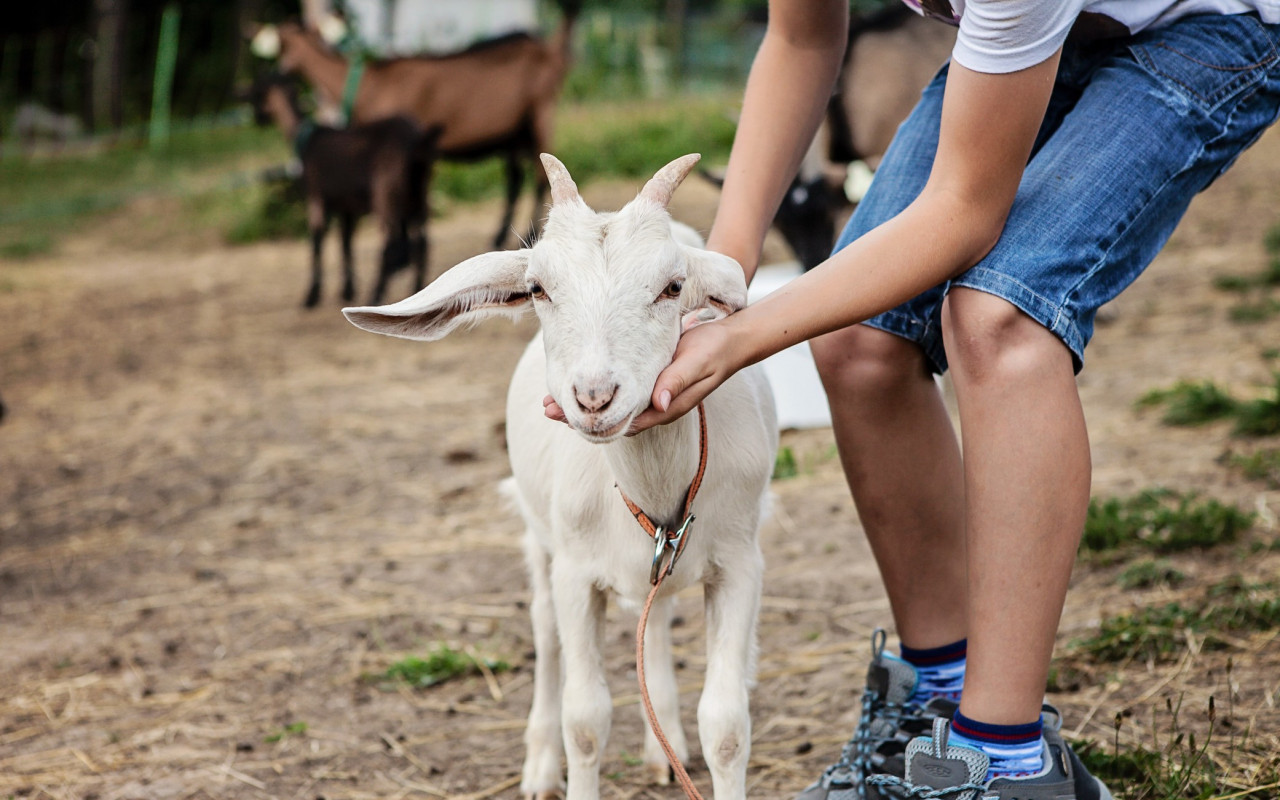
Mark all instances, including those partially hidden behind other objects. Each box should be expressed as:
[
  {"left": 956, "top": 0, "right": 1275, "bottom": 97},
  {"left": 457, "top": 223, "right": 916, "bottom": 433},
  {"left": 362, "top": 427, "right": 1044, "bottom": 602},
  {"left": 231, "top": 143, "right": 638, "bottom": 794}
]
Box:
[{"left": 836, "top": 13, "right": 1280, "bottom": 373}]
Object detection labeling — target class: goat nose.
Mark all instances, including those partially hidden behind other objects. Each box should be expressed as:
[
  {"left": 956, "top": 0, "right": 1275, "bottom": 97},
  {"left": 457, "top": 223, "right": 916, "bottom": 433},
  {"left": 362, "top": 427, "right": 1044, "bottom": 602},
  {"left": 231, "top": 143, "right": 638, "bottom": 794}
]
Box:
[{"left": 574, "top": 382, "right": 618, "bottom": 413}]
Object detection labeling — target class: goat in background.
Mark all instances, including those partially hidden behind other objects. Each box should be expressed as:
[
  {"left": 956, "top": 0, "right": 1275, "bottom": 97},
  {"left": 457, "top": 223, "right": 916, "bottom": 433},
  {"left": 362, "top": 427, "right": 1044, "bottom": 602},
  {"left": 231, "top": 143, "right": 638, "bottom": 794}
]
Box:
[
  {"left": 706, "top": 5, "right": 955, "bottom": 270},
  {"left": 345, "top": 154, "right": 778, "bottom": 800},
  {"left": 248, "top": 71, "right": 438, "bottom": 308},
  {"left": 257, "top": 2, "right": 579, "bottom": 250}
]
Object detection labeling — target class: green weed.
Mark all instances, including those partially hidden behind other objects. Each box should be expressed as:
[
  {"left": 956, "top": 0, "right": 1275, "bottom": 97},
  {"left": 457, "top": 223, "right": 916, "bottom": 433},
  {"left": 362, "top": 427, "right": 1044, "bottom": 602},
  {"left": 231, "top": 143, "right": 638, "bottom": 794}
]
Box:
[
  {"left": 1212, "top": 274, "right": 1255, "bottom": 293},
  {"left": 264, "top": 721, "right": 307, "bottom": 743},
  {"left": 1137, "top": 381, "right": 1239, "bottom": 426},
  {"left": 0, "top": 232, "right": 54, "bottom": 260},
  {"left": 1264, "top": 220, "right": 1280, "bottom": 256},
  {"left": 772, "top": 447, "right": 798, "bottom": 480},
  {"left": 1229, "top": 298, "right": 1280, "bottom": 324},
  {"left": 1077, "top": 577, "right": 1280, "bottom": 663},
  {"left": 1231, "top": 374, "right": 1280, "bottom": 438},
  {"left": 1222, "top": 447, "right": 1280, "bottom": 488},
  {"left": 222, "top": 179, "right": 309, "bottom": 245},
  {"left": 374, "top": 644, "right": 510, "bottom": 690},
  {"left": 1081, "top": 489, "right": 1253, "bottom": 556},
  {"left": 1118, "top": 560, "right": 1185, "bottom": 590}
]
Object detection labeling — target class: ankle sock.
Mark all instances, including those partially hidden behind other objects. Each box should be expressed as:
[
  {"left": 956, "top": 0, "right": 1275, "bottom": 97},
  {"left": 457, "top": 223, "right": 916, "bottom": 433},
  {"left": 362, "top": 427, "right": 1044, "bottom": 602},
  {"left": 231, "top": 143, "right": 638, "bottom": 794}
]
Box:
[
  {"left": 899, "top": 639, "right": 966, "bottom": 704},
  {"left": 949, "top": 711, "right": 1045, "bottom": 780}
]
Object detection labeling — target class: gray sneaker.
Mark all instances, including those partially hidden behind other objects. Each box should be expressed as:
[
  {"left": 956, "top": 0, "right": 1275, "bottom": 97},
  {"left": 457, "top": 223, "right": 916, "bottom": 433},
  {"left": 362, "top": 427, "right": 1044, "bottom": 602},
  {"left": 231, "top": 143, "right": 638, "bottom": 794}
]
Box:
[
  {"left": 865, "top": 712, "right": 1115, "bottom": 800},
  {"left": 795, "top": 630, "right": 958, "bottom": 800}
]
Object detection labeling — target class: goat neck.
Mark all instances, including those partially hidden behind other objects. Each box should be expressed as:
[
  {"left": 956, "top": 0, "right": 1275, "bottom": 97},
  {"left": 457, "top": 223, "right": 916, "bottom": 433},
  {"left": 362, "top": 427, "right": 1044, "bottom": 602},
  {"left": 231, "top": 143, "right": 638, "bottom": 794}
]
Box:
[
  {"left": 278, "top": 24, "right": 350, "bottom": 110},
  {"left": 604, "top": 409, "right": 703, "bottom": 530}
]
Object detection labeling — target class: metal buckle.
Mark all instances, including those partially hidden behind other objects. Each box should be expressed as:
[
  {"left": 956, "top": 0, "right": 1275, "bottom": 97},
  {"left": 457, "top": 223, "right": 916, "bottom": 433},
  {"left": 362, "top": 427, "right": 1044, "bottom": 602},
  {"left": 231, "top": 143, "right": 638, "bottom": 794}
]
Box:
[{"left": 649, "top": 514, "right": 695, "bottom": 585}]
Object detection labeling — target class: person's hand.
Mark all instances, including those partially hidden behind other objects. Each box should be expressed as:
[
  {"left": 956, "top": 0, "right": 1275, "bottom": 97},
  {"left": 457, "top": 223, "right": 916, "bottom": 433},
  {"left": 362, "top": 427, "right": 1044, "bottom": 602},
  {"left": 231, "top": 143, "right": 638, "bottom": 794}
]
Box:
[{"left": 542, "top": 307, "right": 747, "bottom": 433}]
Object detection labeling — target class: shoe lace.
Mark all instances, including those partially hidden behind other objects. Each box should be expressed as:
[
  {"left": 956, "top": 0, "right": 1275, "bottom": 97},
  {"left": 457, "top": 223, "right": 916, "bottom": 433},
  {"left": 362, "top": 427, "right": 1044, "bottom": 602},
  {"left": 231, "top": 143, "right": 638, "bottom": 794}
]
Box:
[
  {"left": 864, "top": 774, "right": 986, "bottom": 800},
  {"left": 819, "top": 631, "right": 924, "bottom": 799}
]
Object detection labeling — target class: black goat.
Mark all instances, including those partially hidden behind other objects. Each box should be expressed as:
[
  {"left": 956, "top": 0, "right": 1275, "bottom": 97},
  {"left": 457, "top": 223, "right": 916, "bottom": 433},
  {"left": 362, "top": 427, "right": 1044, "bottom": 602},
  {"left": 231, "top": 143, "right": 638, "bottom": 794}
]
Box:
[{"left": 248, "top": 72, "right": 439, "bottom": 308}]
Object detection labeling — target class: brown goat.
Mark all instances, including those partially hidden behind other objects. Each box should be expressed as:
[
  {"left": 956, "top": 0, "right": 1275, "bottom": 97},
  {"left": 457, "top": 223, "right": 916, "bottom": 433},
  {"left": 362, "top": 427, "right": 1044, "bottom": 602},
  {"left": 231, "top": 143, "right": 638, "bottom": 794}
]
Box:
[
  {"left": 273, "top": 11, "right": 577, "bottom": 249},
  {"left": 249, "top": 72, "right": 438, "bottom": 308}
]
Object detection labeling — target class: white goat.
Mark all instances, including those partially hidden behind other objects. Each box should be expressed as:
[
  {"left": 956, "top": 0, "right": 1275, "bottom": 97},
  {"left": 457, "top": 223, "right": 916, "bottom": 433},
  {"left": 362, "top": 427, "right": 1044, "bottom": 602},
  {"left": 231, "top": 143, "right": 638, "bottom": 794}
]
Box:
[{"left": 344, "top": 153, "right": 778, "bottom": 800}]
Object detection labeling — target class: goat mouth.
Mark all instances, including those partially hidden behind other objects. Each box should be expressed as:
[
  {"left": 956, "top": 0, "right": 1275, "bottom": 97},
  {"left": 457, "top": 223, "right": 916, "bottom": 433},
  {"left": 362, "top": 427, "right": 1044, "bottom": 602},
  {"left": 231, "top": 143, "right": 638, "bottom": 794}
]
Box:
[{"left": 574, "top": 414, "right": 632, "bottom": 442}]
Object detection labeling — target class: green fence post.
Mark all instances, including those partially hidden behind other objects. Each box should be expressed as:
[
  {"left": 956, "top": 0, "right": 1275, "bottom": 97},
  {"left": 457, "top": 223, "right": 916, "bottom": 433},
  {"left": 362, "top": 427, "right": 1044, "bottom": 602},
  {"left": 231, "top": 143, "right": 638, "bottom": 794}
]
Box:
[{"left": 149, "top": 4, "right": 181, "bottom": 150}]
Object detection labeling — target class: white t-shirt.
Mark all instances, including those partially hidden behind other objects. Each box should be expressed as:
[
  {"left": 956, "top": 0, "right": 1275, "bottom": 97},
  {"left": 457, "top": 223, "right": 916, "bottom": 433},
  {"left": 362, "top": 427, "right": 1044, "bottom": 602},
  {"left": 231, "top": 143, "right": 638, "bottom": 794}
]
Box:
[{"left": 901, "top": 0, "right": 1280, "bottom": 73}]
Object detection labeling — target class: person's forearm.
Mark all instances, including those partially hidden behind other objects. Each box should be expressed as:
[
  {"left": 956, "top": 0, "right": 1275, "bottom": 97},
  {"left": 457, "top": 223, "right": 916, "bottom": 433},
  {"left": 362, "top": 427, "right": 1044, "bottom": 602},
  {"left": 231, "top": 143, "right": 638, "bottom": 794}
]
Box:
[
  {"left": 705, "top": 2, "right": 848, "bottom": 283},
  {"left": 721, "top": 184, "right": 1003, "bottom": 369}
]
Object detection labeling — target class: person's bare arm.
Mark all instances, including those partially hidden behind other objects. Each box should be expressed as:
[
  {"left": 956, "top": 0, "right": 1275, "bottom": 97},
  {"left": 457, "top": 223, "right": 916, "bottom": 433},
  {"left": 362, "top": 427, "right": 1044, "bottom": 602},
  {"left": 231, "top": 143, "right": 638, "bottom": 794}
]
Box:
[
  {"left": 633, "top": 53, "right": 1062, "bottom": 428},
  {"left": 704, "top": 0, "right": 849, "bottom": 283}
]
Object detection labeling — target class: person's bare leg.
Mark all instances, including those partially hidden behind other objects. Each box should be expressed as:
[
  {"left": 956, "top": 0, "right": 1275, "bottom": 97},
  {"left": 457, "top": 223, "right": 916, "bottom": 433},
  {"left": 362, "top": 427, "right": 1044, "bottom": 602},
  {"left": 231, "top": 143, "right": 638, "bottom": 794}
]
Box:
[
  {"left": 941, "top": 289, "right": 1091, "bottom": 725},
  {"left": 811, "top": 324, "right": 967, "bottom": 648}
]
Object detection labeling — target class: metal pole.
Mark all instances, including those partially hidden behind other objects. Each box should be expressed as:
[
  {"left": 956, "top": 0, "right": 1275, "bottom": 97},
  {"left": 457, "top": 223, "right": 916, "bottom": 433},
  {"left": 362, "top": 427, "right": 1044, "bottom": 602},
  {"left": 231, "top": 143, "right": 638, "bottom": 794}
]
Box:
[{"left": 149, "top": 4, "right": 181, "bottom": 150}]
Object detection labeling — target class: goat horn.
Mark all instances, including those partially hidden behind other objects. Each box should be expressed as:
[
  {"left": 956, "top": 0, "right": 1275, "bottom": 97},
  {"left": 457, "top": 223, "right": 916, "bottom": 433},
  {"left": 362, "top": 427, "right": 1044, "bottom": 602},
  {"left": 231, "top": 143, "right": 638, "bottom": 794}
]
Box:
[
  {"left": 639, "top": 153, "right": 702, "bottom": 209},
  {"left": 539, "top": 153, "right": 581, "bottom": 206}
]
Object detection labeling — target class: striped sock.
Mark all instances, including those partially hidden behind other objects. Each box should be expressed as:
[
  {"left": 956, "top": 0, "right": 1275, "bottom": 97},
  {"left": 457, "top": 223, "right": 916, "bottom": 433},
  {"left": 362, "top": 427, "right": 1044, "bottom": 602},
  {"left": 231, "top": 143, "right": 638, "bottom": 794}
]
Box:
[
  {"left": 949, "top": 712, "right": 1045, "bottom": 780},
  {"left": 899, "top": 639, "right": 966, "bottom": 704}
]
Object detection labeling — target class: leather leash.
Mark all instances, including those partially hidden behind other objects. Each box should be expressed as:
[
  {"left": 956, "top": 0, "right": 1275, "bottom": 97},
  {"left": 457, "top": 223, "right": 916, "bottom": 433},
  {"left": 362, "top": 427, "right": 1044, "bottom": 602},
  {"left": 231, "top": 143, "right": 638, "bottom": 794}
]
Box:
[{"left": 618, "top": 403, "right": 708, "bottom": 800}]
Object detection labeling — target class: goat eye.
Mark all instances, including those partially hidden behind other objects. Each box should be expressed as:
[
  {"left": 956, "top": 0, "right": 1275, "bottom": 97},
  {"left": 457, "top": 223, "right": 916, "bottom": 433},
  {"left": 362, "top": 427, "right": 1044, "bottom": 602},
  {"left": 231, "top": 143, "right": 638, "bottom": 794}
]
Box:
[
  {"left": 528, "top": 282, "right": 547, "bottom": 300},
  {"left": 660, "top": 280, "right": 683, "bottom": 300}
]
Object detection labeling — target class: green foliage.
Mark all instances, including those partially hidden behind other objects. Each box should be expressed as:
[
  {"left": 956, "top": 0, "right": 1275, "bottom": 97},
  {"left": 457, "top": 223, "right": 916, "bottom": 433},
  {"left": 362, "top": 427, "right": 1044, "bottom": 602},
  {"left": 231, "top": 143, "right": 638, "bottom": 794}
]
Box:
[
  {"left": 264, "top": 721, "right": 308, "bottom": 743},
  {"left": 375, "top": 644, "right": 510, "bottom": 690},
  {"left": 1077, "top": 577, "right": 1280, "bottom": 663},
  {"left": 1118, "top": 560, "right": 1185, "bottom": 590},
  {"left": 1137, "top": 381, "right": 1238, "bottom": 426},
  {"left": 1231, "top": 373, "right": 1280, "bottom": 438},
  {"left": 1222, "top": 447, "right": 1280, "bottom": 488},
  {"left": 223, "top": 178, "right": 309, "bottom": 244},
  {"left": 0, "top": 233, "right": 54, "bottom": 260},
  {"left": 1081, "top": 489, "right": 1253, "bottom": 555},
  {"left": 1228, "top": 297, "right": 1280, "bottom": 323},
  {"left": 772, "top": 446, "right": 798, "bottom": 480},
  {"left": 1264, "top": 220, "right": 1280, "bottom": 256}
]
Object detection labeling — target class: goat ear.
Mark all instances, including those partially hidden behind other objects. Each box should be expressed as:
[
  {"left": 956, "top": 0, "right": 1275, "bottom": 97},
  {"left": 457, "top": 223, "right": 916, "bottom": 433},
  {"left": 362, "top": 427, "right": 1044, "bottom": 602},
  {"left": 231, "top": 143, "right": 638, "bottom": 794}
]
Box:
[
  {"left": 343, "top": 250, "right": 531, "bottom": 341},
  {"left": 680, "top": 247, "right": 749, "bottom": 317}
]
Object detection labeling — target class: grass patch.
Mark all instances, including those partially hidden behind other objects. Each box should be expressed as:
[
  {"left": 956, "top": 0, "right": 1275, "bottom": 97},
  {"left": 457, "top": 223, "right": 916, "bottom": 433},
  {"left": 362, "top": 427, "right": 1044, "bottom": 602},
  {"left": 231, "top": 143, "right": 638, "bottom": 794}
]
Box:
[
  {"left": 1139, "top": 375, "right": 1280, "bottom": 437},
  {"left": 772, "top": 446, "right": 798, "bottom": 480},
  {"left": 1118, "top": 559, "right": 1186, "bottom": 590},
  {"left": 1137, "top": 380, "right": 1238, "bottom": 426},
  {"left": 1076, "top": 577, "right": 1280, "bottom": 663},
  {"left": 264, "top": 721, "right": 307, "bottom": 743},
  {"left": 1230, "top": 373, "right": 1280, "bottom": 437},
  {"left": 1222, "top": 447, "right": 1280, "bottom": 488},
  {"left": 1229, "top": 297, "right": 1280, "bottom": 323},
  {"left": 1, "top": 97, "right": 740, "bottom": 253},
  {"left": 371, "top": 644, "right": 510, "bottom": 690},
  {"left": 1081, "top": 489, "right": 1253, "bottom": 556},
  {"left": 1072, "top": 691, "right": 1280, "bottom": 799},
  {"left": 0, "top": 232, "right": 54, "bottom": 260}
]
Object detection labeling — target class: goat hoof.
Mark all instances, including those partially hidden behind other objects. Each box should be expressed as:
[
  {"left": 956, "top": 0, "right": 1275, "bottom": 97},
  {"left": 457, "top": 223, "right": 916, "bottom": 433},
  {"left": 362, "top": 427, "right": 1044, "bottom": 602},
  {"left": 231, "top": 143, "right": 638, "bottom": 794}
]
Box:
[
  {"left": 646, "top": 762, "right": 675, "bottom": 786},
  {"left": 523, "top": 791, "right": 562, "bottom": 800},
  {"left": 303, "top": 292, "right": 321, "bottom": 309}
]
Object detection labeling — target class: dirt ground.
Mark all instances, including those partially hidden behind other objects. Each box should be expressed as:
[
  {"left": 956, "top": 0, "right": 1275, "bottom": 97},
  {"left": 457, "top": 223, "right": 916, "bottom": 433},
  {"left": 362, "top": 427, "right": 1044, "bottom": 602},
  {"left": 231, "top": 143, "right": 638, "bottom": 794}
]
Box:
[{"left": 2, "top": 130, "right": 1279, "bottom": 800}]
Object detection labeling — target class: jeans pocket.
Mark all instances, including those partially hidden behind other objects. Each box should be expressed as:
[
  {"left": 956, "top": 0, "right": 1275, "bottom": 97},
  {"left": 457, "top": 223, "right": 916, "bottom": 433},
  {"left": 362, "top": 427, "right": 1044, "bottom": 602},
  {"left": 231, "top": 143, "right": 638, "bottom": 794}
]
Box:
[{"left": 1129, "top": 14, "right": 1280, "bottom": 113}]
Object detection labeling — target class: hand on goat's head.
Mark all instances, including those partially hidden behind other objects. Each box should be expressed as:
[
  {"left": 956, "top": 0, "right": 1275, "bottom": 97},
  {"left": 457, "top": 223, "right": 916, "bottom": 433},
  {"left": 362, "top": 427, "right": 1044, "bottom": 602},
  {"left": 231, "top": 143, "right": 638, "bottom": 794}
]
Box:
[{"left": 343, "top": 153, "right": 748, "bottom": 442}]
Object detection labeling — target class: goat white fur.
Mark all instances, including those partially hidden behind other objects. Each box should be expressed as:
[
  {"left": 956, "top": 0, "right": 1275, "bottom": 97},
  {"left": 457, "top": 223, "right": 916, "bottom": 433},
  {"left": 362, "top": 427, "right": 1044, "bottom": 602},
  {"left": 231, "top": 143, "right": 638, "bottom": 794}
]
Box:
[{"left": 344, "top": 154, "right": 778, "bottom": 800}]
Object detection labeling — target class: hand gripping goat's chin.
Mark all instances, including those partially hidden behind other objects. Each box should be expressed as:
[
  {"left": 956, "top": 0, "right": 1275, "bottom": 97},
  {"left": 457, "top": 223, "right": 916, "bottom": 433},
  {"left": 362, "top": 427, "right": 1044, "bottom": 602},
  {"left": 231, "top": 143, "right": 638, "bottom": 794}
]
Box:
[{"left": 543, "top": 305, "right": 728, "bottom": 436}]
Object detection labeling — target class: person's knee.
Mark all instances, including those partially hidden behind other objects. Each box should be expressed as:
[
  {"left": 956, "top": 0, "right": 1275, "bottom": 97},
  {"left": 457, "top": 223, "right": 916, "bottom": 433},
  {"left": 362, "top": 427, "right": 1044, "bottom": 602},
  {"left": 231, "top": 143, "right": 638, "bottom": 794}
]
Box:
[
  {"left": 941, "top": 289, "right": 1072, "bottom": 386},
  {"left": 811, "top": 325, "right": 930, "bottom": 398}
]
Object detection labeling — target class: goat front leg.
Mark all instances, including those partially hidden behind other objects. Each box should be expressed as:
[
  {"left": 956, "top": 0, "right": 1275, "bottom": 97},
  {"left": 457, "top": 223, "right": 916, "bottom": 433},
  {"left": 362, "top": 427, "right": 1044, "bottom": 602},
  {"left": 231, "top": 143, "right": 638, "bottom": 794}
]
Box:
[
  {"left": 639, "top": 593, "right": 688, "bottom": 786},
  {"left": 550, "top": 562, "right": 610, "bottom": 800},
  {"left": 522, "top": 536, "right": 564, "bottom": 800},
  {"left": 697, "top": 549, "right": 763, "bottom": 800},
  {"left": 339, "top": 212, "right": 357, "bottom": 302},
  {"left": 305, "top": 202, "right": 329, "bottom": 309}
]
